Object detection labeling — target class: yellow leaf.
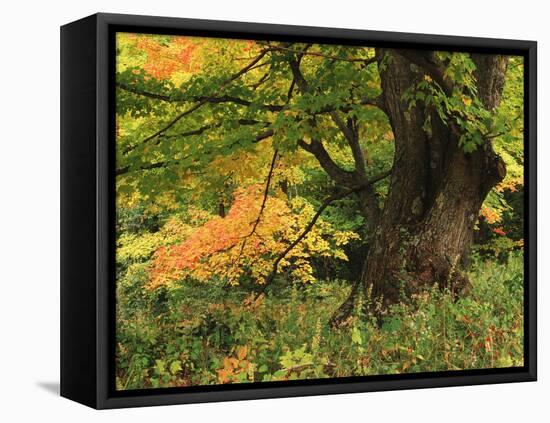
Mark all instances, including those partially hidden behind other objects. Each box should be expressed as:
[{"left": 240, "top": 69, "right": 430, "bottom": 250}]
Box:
[
  {"left": 237, "top": 345, "right": 248, "bottom": 361},
  {"left": 461, "top": 95, "right": 472, "bottom": 106}
]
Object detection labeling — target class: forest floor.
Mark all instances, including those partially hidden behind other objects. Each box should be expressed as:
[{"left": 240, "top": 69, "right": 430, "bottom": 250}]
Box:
[{"left": 116, "top": 252, "right": 524, "bottom": 390}]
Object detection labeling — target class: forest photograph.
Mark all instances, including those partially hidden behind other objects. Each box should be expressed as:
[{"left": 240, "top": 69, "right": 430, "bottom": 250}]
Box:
[{"left": 114, "top": 32, "right": 525, "bottom": 390}]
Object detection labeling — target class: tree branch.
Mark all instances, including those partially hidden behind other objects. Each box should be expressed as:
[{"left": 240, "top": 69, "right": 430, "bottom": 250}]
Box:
[
  {"left": 117, "top": 127, "right": 275, "bottom": 175},
  {"left": 368, "top": 168, "right": 393, "bottom": 184},
  {"left": 266, "top": 44, "right": 378, "bottom": 65},
  {"left": 116, "top": 82, "right": 172, "bottom": 101},
  {"left": 115, "top": 158, "right": 184, "bottom": 176},
  {"left": 128, "top": 50, "right": 273, "bottom": 148},
  {"left": 395, "top": 50, "right": 453, "bottom": 96},
  {"left": 123, "top": 119, "right": 267, "bottom": 155},
  {"left": 117, "top": 81, "right": 284, "bottom": 112},
  {"left": 288, "top": 56, "right": 310, "bottom": 92},
  {"left": 288, "top": 55, "right": 360, "bottom": 187},
  {"left": 253, "top": 129, "right": 275, "bottom": 143},
  {"left": 356, "top": 95, "right": 387, "bottom": 113},
  {"left": 328, "top": 112, "right": 367, "bottom": 177},
  {"left": 250, "top": 67, "right": 271, "bottom": 90},
  {"left": 297, "top": 139, "right": 356, "bottom": 186},
  {"left": 255, "top": 169, "right": 391, "bottom": 297},
  {"left": 287, "top": 47, "right": 385, "bottom": 115},
  {"left": 232, "top": 149, "right": 279, "bottom": 267},
  {"left": 137, "top": 124, "right": 214, "bottom": 156},
  {"left": 257, "top": 185, "right": 366, "bottom": 295}
]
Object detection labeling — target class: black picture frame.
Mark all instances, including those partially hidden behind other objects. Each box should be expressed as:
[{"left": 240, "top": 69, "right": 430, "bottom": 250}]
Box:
[{"left": 61, "top": 12, "right": 537, "bottom": 409}]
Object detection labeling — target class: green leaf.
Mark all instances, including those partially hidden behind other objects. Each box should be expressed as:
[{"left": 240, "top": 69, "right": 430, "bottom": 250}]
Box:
[
  {"left": 170, "top": 360, "right": 182, "bottom": 375},
  {"left": 351, "top": 326, "right": 363, "bottom": 345},
  {"left": 273, "top": 370, "right": 287, "bottom": 378},
  {"left": 258, "top": 364, "right": 268, "bottom": 373}
]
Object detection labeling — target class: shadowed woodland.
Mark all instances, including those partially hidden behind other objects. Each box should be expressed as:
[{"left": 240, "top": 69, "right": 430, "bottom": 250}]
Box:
[{"left": 115, "top": 33, "right": 525, "bottom": 389}]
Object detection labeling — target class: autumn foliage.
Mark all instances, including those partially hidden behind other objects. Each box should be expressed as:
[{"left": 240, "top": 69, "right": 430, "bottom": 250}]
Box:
[
  {"left": 148, "top": 185, "right": 358, "bottom": 289},
  {"left": 114, "top": 32, "right": 526, "bottom": 391},
  {"left": 135, "top": 34, "right": 201, "bottom": 79}
]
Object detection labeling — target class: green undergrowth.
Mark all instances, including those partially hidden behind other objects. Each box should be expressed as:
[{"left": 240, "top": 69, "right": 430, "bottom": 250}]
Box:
[{"left": 116, "top": 252, "right": 524, "bottom": 390}]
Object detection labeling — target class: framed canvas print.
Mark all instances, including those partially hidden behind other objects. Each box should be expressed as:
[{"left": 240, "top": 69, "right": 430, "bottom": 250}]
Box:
[{"left": 60, "top": 13, "right": 537, "bottom": 409}]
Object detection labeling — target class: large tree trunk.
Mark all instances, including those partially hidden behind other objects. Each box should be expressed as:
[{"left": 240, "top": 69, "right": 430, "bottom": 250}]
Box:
[
  {"left": 330, "top": 50, "right": 508, "bottom": 326},
  {"left": 355, "top": 185, "right": 381, "bottom": 235}
]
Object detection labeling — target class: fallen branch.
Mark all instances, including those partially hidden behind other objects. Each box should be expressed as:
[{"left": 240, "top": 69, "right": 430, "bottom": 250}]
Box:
[{"left": 282, "top": 362, "right": 314, "bottom": 373}]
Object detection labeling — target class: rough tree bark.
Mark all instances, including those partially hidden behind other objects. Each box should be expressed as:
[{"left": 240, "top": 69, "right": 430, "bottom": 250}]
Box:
[{"left": 330, "top": 50, "right": 508, "bottom": 326}]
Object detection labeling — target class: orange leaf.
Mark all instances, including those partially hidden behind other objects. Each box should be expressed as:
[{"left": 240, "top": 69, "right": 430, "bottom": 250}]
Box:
[{"left": 237, "top": 345, "right": 248, "bottom": 361}]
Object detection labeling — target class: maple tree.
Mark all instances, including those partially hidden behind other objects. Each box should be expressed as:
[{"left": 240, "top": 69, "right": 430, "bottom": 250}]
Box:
[
  {"left": 115, "top": 33, "right": 524, "bottom": 325},
  {"left": 114, "top": 32, "right": 526, "bottom": 390}
]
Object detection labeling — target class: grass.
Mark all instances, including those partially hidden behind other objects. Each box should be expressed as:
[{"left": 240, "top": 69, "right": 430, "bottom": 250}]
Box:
[{"left": 115, "top": 252, "right": 524, "bottom": 390}]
